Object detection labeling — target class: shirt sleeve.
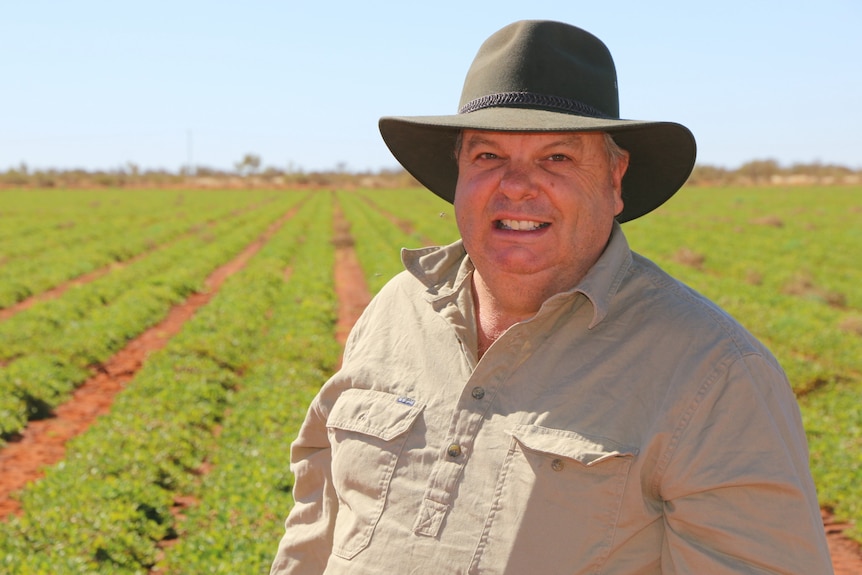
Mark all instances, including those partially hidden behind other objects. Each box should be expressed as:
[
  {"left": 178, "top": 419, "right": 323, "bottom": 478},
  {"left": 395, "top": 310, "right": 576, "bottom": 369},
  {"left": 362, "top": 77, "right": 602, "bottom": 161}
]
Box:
[
  {"left": 270, "top": 395, "right": 337, "bottom": 575},
  {"left": 658, "top": 353, "right": 834, "bottom": 574}
]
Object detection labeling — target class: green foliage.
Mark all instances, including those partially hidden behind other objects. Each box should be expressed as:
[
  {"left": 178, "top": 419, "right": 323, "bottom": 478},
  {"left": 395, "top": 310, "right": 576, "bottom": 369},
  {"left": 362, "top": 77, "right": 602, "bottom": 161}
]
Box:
[
  {"left": 801, "top": 380, "right": 862, "bottom": 541},
  {"left": 0, "top": 191, "right": 307, "bottom": 440},
  {"left": 154, "top": 191, "right": 339, "bottom": 574},
  {"left": 336, "top": 190, "right": 434, "bottom": 293},
  {"left": 356, "top": 187, "right": 460, "bottom": 247},
  {"left": 0, "top": 190, "right": 338, "bottom": 573},
  {"left": 0, "top": 190, "right": 273, "bottom": 308}
]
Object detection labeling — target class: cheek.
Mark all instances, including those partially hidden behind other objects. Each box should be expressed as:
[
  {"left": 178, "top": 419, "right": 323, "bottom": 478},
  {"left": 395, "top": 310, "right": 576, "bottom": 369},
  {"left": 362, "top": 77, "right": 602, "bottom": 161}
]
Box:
[{"left": 453, "top": 188, "right": 472, "bottom": 239}]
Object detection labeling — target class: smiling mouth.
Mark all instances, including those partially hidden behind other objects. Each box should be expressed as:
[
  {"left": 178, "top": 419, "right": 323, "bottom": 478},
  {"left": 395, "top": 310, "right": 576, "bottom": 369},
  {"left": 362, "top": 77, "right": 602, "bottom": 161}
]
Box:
[{"left": 495, "top": 219, "right": 550, "bottom": 231}]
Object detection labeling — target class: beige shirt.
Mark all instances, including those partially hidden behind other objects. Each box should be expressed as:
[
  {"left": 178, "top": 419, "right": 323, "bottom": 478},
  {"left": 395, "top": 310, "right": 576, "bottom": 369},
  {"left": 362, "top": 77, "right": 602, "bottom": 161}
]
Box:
[{"left": 271, "top": 223, "right": 833, "bottom": 575}]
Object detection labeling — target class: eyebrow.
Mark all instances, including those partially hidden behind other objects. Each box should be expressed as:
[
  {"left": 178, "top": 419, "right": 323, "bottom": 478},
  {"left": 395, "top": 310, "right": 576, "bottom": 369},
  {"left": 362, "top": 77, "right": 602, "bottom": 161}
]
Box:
[{"left": 461, "top": 133, "right": 497, "bottom": 153}]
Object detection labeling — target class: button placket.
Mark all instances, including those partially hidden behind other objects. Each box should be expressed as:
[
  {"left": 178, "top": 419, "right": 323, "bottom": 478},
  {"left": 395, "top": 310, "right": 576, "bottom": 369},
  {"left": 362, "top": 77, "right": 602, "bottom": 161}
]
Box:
[{"left": 415, "top": 371, "right": 501, "bottom": 538}]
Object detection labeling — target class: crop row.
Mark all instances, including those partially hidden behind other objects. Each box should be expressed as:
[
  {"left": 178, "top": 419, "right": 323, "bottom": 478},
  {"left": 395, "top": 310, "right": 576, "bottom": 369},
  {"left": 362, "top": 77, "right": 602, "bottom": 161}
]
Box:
[
  {"left": 0, "top": 189, "right": 266, "bottom": 245},
  {"left": 0, "top": 192, "right": 307, "bottom": 440},
  {"left": 355, "top": 188, "right": 460, "bottom": 246},
  {"left": 0, "top": 191, "right": 338, "bottom": 573},
  {"left": 154, "top": 192, "right": 340, "bottom": 573},
  {"left": 335, "top": 191, "right": 419, "bottom": 293},
  {"left": 0, "top": 190, "right": 281, "bottom": 308}
]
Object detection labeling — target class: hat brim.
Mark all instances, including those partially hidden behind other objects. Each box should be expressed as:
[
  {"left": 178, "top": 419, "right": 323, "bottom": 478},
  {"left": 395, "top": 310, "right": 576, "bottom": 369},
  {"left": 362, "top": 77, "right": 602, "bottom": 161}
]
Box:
[{"left": 379, "top": 108, "right": 696, "bottom": 223}]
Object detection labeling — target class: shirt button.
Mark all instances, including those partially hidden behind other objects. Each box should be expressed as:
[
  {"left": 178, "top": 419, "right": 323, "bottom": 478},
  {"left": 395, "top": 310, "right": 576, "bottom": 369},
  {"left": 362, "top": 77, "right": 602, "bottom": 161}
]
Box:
[
  {"left": 551, "top": 458, "right": 564, "bottom": 472},
  {"left": 447, "top": 444, "right": 463, "bottom": 458},
  {"left": 471, "top": 386, "right": 485, "bottom": 400}
]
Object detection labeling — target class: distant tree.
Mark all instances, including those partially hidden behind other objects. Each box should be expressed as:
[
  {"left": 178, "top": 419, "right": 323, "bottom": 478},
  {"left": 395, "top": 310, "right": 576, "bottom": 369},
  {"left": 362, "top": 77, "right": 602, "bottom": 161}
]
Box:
[
  {"left": 737, "top": 159, "right": 781, "bottom": 184},
  {"left": 235, "top": 154, "right": 262, "bottom": 176},
  {"left": 688, "top": 164, "right": 730, "bottom": 186}
]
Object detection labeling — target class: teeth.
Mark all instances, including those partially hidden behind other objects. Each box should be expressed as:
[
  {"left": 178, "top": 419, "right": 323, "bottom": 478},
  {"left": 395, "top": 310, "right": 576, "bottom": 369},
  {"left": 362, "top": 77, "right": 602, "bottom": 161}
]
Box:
[{"left": 498, "top": 219, "right": 547, "bottom": 231}]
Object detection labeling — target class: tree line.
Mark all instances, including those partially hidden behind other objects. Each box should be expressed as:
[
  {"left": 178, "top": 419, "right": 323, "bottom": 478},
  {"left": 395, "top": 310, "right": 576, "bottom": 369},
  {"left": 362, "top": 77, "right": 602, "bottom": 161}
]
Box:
[{"left": 1, "top": 156, "right": 859, "bottom": 189}]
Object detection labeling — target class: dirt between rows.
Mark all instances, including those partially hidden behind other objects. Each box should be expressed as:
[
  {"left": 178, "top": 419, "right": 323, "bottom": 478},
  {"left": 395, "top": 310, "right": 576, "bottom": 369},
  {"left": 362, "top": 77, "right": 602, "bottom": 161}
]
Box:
[
  {"left": 0, "top": 208, "right": 295, "bottom": 516},
  {"left": 0, "top": 199, "right": 860, "bottom": 573}
]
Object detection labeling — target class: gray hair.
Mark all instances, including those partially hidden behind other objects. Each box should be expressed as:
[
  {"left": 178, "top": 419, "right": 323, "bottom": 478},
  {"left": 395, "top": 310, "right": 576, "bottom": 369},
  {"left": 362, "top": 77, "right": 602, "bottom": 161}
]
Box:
[{"left": 603, "top": 133, "right": 629, "bottom": 168}]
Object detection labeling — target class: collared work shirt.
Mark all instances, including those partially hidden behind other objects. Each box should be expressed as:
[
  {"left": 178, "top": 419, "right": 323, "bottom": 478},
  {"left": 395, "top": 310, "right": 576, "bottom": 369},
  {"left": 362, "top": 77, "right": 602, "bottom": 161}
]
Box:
[{"left": 271, "top": 223, "right": 833, "bottom": 574}]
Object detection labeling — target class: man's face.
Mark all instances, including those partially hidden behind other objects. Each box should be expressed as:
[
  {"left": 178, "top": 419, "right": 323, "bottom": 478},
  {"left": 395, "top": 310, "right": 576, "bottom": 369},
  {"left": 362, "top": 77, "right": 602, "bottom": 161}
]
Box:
[{"left": 454, "top": 130, "right": 628, "bottom": 295}]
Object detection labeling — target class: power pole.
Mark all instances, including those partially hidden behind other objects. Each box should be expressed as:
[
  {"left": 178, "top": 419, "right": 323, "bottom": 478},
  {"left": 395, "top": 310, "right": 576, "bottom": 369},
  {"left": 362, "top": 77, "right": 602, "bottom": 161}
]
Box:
[{"left": 187, "top": 129, "right": 195, "bottom": 176}]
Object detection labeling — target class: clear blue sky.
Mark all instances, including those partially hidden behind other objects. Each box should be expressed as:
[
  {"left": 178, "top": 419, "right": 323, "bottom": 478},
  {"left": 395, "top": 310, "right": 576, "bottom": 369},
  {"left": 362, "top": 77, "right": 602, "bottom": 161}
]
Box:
[{"left": 2, "top": 0, "right": 860, "bottom": 174}]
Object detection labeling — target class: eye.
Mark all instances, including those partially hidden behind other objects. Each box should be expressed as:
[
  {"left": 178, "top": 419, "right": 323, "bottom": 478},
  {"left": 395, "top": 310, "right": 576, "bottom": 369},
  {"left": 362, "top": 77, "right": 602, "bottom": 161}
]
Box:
[
  {"left": 547, "top": 153, "right": 569, "bottom": 162},
  {"left": 477, "top": 152, "right": 499, "bottom": 160}
]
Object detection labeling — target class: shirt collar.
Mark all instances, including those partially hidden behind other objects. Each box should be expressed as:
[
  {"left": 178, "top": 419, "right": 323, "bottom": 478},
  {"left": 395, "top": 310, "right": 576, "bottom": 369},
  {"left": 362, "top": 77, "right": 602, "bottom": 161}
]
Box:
[
  {"left": 401, "top": 239, "right": 473, "bottom": 300},
  {"left": 401, "top": 221, "right": 632, "bottom": 328},
  {"left": 559, "top": 220, "right": 632, "bottom": 328}
]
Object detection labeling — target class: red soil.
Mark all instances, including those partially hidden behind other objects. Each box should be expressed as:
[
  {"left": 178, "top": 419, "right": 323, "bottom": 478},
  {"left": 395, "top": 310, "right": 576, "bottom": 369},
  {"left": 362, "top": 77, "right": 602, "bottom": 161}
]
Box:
[{"left": 333, "top": 200, "right": 372, "bottom": 350}]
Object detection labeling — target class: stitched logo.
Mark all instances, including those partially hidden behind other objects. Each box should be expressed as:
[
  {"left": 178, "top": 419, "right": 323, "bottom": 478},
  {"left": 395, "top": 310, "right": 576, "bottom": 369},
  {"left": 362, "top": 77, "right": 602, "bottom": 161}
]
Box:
[{"left": 396, "top": 396, "right": 415, "bottom": 406}]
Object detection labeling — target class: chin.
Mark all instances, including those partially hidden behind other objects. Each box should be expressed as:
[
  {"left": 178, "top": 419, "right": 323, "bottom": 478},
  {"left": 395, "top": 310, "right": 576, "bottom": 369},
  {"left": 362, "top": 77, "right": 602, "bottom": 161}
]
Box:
[{"left": 491, "top": 257, "right": 549, "bottom": 277}]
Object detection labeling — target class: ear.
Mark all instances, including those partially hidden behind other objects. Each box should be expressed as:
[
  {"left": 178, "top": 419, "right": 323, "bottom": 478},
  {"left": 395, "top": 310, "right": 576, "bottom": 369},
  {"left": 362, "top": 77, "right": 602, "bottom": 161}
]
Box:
[{"left": 611, "top": 150, "right": 630, "bottom": 216}]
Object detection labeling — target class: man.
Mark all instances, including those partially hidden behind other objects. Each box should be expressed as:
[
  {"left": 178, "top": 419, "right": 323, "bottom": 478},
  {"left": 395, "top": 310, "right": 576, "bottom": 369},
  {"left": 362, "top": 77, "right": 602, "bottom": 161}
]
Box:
[{"left": 271, "top": 20, "right": 834, "bottom": 574}]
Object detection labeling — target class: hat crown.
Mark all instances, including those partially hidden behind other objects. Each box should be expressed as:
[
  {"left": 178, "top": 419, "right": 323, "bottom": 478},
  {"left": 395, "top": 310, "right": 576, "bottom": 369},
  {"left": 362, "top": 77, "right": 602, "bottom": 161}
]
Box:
[{"left": 458, "top": 20, "right": 620, "bottom": 119}]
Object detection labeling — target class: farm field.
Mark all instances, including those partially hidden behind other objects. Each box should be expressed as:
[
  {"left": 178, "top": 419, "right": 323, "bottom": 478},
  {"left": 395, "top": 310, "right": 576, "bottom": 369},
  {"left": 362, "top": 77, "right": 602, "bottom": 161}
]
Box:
[{"left": 0, "top": 185, "right": 860, "bottom": 573}]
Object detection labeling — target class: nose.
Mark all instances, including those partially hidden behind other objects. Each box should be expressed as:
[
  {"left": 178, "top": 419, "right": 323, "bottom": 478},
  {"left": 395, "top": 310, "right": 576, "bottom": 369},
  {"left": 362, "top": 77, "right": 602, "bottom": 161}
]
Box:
[{"left": 498, "top": 161, "right": 538, "bottom": 201}]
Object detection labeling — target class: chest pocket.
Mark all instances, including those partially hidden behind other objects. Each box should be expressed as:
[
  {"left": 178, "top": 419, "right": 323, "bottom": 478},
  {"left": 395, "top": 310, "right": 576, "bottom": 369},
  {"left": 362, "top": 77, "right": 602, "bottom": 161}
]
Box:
[
  {"left": 472, "top": 424, "right": 638, "bottom": 575},
  {"left": 326, "top": 388, "right": 424, "bottom": 560}
]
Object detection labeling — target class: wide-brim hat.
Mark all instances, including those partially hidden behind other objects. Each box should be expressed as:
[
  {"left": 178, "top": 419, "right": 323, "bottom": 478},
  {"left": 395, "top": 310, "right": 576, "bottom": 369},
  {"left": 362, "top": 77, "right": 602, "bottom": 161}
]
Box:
[{"left": 379, "top": 20, "right": 697, "bottom": 223}]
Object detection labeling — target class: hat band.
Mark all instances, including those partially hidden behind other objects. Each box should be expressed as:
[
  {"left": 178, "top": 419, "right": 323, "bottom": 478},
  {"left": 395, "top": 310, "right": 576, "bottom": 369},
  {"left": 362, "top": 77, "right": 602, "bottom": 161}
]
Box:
[{"left": 459, "top": 91, "right": 609, "bottom": 118}]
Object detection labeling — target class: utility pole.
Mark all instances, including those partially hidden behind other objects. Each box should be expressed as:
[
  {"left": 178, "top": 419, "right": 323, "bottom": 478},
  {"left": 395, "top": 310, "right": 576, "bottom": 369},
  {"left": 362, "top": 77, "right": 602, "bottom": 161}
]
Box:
[{"left": 186, "top": 129, "right": 195, "bottom": 176}]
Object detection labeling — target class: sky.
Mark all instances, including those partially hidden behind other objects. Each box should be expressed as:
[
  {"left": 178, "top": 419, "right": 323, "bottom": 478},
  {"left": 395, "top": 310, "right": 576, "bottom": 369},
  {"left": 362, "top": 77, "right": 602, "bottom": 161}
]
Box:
[{"left": 2, "top": 0, "right": 860, "bottom": 174}]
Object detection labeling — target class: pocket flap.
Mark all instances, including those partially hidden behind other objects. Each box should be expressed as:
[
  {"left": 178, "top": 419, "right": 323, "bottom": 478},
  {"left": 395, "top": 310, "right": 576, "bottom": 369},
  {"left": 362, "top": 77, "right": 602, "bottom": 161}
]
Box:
[
  {"left": 328, "top": 388, "right": 424, "bottom": 441},
  {"left": 510, "top": 424, "right": 637, "bottom": 466}
]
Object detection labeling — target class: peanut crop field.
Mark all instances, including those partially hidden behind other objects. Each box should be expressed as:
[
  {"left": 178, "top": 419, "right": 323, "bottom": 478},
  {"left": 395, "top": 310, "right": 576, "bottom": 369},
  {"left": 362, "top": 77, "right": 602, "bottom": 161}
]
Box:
[{"left": 0, "top": 185, "right": 860, "bottom": 573}]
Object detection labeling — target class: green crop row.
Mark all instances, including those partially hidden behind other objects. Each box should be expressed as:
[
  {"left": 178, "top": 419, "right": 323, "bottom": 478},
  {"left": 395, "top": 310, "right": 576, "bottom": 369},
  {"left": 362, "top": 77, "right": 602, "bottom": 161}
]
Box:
[
  {"left": 335, "top": 190, "right": 418, "bottom": 293},
  {"left": 0, "top": 192, "right": 336, "bottom": 573},
  {"left": 154, "top": 192, "right": 340, "bottom": 574},
  {"left": 355, "top": 188, "right": 460, "bottom": 247},
  {"left": 0, "top": 194, "right": 301, "bottom": 362},
  {"left": 801, "top": 379, "right": 862, "bottom": 541},
  {"left": 0, "top": 193, "right": 307, "bottom": 440},
  {"left": 0, "top": 189, "right": 263, "bottom": 246},
  {"left": 0, "top": 191, "right": 188, "bottom": 257},
  {"left": 0, "top": 190, "right": 283, "bottom": 308}
]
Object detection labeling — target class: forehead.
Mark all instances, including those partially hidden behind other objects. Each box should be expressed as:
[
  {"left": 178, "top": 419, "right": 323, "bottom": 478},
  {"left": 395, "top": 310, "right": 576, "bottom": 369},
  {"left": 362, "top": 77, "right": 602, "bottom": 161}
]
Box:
[{"left": 460, "top": 129, "right": 603, "bottom": 150}]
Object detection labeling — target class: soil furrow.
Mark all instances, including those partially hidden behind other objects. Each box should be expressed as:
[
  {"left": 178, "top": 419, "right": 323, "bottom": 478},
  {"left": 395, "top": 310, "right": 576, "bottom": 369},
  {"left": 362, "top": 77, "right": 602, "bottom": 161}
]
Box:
[
  {"left": 0, "top": 267, "right": 115, "bottom": 321},
  {"left": 0, "top": 209, "right": 296, "bottom": 518},
  {"left": 359, "top": 193, "right": 436, "bottom": 247},
  {"left": 333, "top": 199, "right": 372, "bottom": 352},
  {"left": 0, "top": 204, "right": 270, "bottom": 323}
]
